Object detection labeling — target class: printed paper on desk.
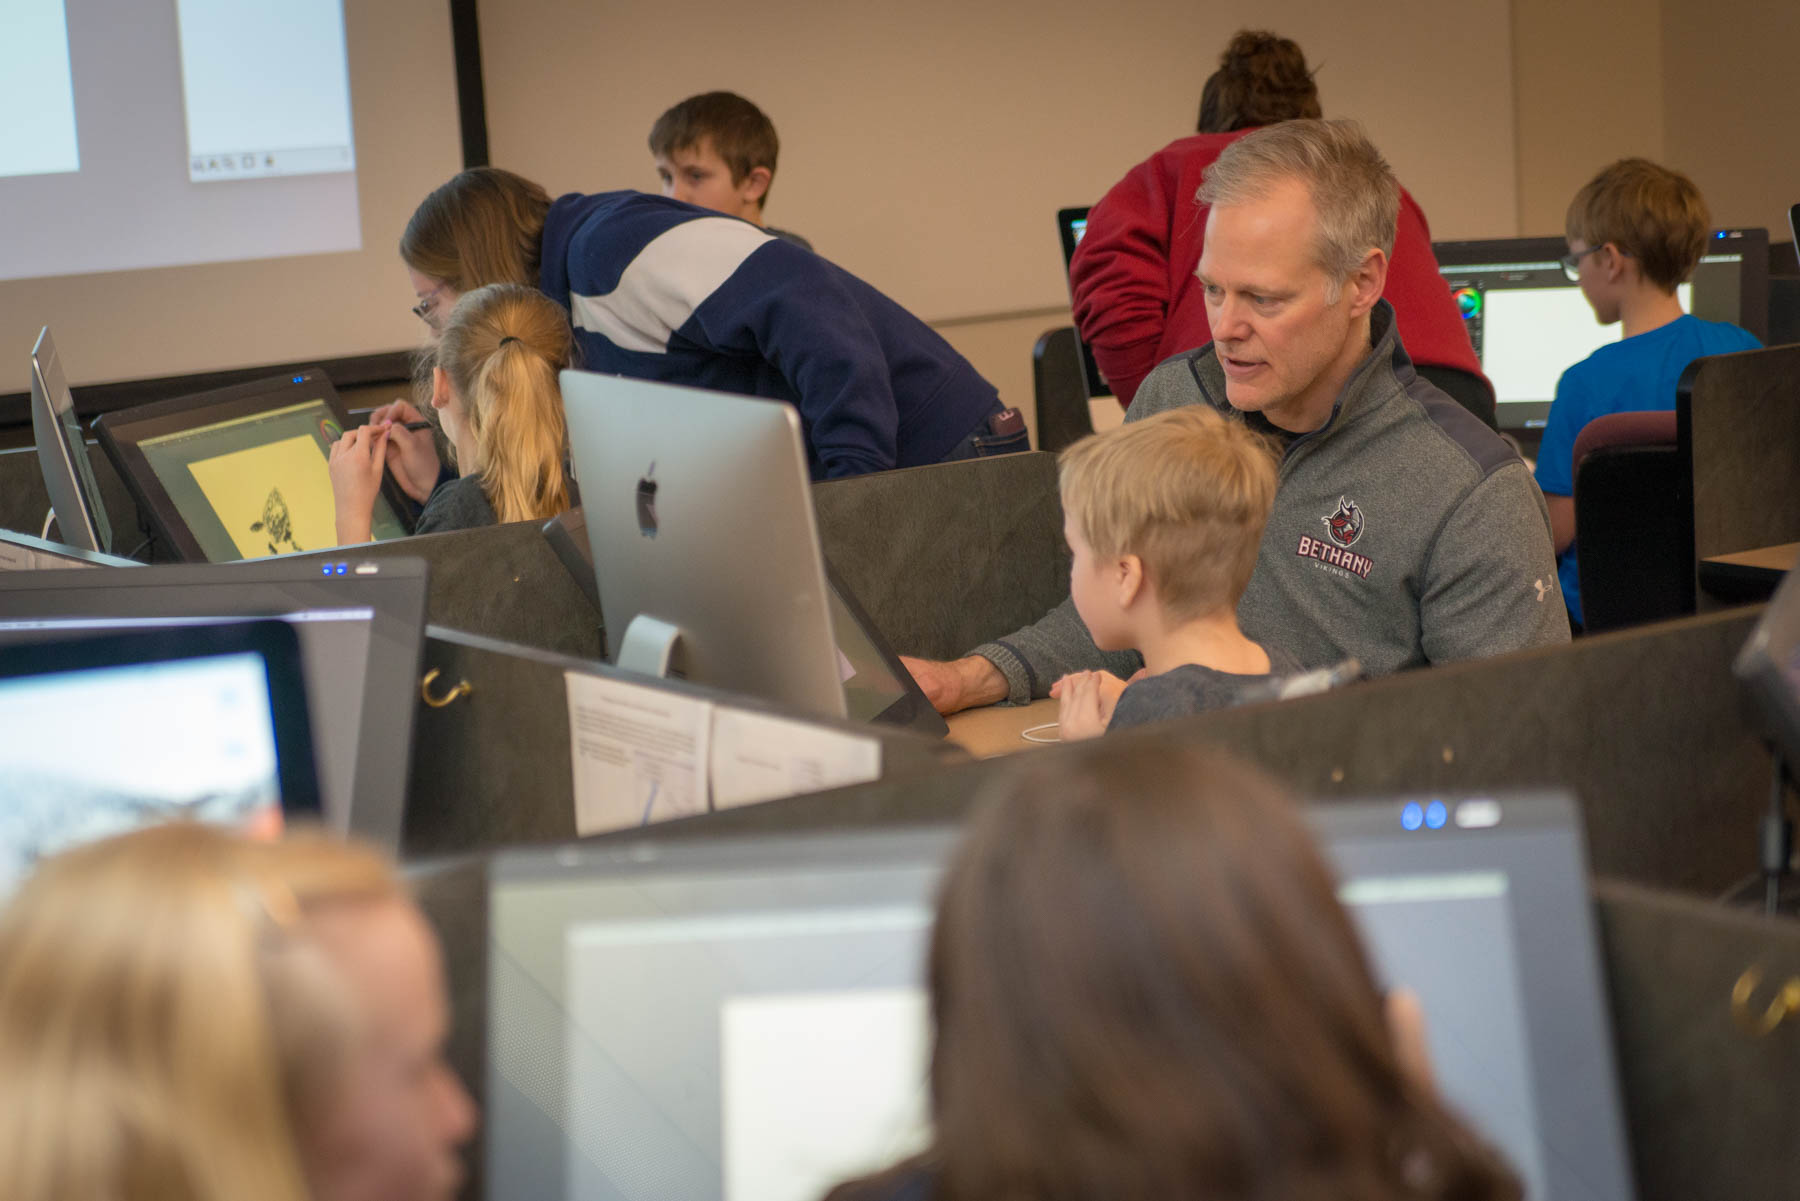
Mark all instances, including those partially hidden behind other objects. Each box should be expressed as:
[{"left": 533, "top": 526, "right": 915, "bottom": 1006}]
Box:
[
  {"left": 710, "top": 708, "right": 882, "bottom": 810},
  {"left": 565, "top": 672, "right": 712, "bottom": 836}
]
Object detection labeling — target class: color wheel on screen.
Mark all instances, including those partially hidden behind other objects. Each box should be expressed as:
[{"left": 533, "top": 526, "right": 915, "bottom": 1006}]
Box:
[{"left": 1453, "top": 287, "right": 1482, "bottom": 319}]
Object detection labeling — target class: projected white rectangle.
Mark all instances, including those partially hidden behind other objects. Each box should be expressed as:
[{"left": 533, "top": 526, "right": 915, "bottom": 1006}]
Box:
[
  {"left": 0, "top": 0, "right": 80, "bottom": 179},
  {"left": 175, "top": 0, "right": 356, "bottom": 182}
]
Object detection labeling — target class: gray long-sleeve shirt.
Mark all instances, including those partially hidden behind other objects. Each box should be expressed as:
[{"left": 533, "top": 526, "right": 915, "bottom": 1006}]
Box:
[{"left": 973, "top": 302, "right": 1568, "bottom": 705}]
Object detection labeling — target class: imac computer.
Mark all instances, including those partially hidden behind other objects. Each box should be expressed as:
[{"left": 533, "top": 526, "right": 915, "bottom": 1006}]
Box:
[
  {"left": 1435, "top": 228, "right": 1769, "bottom": 433},
  {"left": 486, "top": 790, "right": 1634, "bottom": 1201},
  {"left": 1054, "top": 205, "right": 1111, "bottom": 399},
  {"left": 29, "top": 328, "right": 114, "bottom": 554},
  {"left": 94, "top": 370, "right": 413, "bottom": 562},
  {"left": 0, "top": 557, "right": 427, "bottom": 849},
  {"left": 560, "top": 372, "right": 848, "bottom": 721},
  {"left": 541, "top": 505, "right": 947, "bottom": 737},
  {"left": 0, "top": 620, "right": 320, "bottom": 899}
]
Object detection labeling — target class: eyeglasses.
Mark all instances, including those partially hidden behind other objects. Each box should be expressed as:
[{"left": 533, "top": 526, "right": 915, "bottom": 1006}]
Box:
[
  {"left": 1559, "top": 244, "right": 1609, "bottom": 282},
  {"left": 410, "top": 284, "right": 451, "bottom": 327}
]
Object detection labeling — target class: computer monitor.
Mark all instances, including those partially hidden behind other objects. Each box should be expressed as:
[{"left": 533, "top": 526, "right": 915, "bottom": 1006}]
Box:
[
  {"left": 1436, "top": 228, "right": 1769, "bottom": 432},
  {"left": 30, "top": 327, "right": 114, "bottom": 554},
  {"left": 0, "top": 557, "right": 427, "bottom": 848},
  {"left": 541, "top": 507, "right": 947, "bottom": 737},
  {"left": 0, "top": 620, "right": 320, "bottom": 900},
  {"left": 93, "top": 369, "right": 413, "bottom": 562},
  {"left": 559, "top": 372, "right": 848, "bottom": 721},
  {"left": 0, "top": 528, "right": 143, "bottom": 570},
  {"left": 486, "top": 790, "right": 1633, "bottom": 1201},
  {"left": 1056, "top": 205, "right": 1111, "bottom": 399}
]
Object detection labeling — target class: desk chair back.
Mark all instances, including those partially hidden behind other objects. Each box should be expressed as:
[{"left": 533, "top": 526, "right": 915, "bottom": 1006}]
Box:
[
  {"left": 1574, "top": 410, "right": 1689, "bottom": 632},
  {"left": 1031, "top": 326, "right": 1096, "bottom": 454}
]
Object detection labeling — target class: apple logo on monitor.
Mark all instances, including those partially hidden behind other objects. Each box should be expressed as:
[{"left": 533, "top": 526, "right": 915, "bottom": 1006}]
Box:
[{"left": 636, "top": 463, "right": 658, "bottom": 539}]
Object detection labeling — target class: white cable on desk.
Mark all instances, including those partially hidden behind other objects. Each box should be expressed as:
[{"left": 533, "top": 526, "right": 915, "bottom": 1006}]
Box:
[{"left": 1021, "top": 722, "right": 1061, "bottom": 744}]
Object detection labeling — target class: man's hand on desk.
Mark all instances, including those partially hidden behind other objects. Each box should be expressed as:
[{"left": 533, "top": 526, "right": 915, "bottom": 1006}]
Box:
[
  {"left": 900, "top": 655, "right": 1008, "bottom": 715},
  {"left": 367, "top": 399, "right": 442, "bottom": 503}
]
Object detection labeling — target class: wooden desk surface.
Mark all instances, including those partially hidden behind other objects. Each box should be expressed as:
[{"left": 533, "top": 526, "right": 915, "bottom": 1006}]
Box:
[
  {"left": 944, "top": 697, "right": 1060, "bottom": 757},
  {"left": 1701, "top": 542, "right": 1800, "bottom": 574}
]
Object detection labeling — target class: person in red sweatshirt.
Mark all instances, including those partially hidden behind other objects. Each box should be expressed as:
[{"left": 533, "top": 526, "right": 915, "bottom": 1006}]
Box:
[{"left": 1070, "top": 30, "right": 1492, "bottom": 424}]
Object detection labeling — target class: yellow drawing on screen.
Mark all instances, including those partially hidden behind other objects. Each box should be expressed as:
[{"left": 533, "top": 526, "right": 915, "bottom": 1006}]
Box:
[{"left": 187, "top": 435, "right": 336, "bottom": 558}]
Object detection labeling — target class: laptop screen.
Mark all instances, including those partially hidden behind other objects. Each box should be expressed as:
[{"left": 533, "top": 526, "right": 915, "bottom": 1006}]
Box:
[{"left": 486, "top": 792, "right": 1633, "bottom": 1201}]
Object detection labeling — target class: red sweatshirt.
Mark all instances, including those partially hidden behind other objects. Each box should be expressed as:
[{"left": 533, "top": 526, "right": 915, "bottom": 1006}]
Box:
[{"left": 1070, "top": 131, "right": 1488, "bottom": 408}]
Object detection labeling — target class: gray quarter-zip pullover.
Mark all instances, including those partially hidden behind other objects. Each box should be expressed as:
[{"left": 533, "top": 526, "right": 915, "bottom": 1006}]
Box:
[{"left": 974, "top": 301, "right": 1568, "bottom": 704}]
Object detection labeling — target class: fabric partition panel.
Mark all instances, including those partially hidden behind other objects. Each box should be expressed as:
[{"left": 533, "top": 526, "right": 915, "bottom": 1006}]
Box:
[
  {"left": 1595, "top": 878, "right": 1800, "bottom": 1201},
  {"left": 659, "top": 608, "right": 1774, "bottom": 897},
  {"left": 400, "top": 627, "right": 967, "bottom": 858},
  {"left": 284, "top": 523, "right": 605, "bottom": 660},
  {"left": 812, "top": 451, "right": 1068, "bottom": 662},
  {"left": 1681, "top": 342, "right": 1800, "bottom": 561}
]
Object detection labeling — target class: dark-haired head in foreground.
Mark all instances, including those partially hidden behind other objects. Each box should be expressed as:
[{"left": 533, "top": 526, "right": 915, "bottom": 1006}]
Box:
[{"left": 828, "top": 743, "right": 1520, "bottom": 1201}]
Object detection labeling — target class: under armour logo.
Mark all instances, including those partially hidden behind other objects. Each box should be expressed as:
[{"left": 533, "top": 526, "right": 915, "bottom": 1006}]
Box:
[{"left": 1532, "top": 578, "right": 1552, "bottom": 602}]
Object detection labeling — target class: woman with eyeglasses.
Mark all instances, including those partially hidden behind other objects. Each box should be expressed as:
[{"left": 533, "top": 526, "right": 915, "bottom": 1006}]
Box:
[
  {"left": 330, "top": 282, "right": 572, "bottom": 542},
  {"left": 823, "top": 742, "right": 1521, "bottom": 1201}
]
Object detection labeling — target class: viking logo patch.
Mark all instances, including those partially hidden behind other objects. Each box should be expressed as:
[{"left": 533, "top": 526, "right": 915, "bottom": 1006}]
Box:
[{"left": 1322, "top": 497, "right": 1365, "bottom": 548}]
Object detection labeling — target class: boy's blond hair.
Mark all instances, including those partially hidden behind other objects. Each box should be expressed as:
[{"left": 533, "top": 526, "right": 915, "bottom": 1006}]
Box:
[
  {"left": 1565, "top": 158, "right": 1710, "bottom": 293},
  {"left": 1059, "top": 407, "right": 1279, "bottom": 621}
]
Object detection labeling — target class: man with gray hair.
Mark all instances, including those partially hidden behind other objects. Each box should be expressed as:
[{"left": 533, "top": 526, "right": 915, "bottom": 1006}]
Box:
[{"left": 906, "top": 119, "right": 1566, "bottom": 714}]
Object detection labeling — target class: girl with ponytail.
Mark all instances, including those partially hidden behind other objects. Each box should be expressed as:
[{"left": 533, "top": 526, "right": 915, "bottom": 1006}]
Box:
[{"left": 331, "top": 283, "right": 573, "bottom": 541}]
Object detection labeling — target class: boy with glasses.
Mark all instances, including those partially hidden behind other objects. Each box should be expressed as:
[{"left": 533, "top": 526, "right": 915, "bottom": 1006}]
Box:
[{"left": 1536, "top": 159, "right": 1761, "bottom": 628}]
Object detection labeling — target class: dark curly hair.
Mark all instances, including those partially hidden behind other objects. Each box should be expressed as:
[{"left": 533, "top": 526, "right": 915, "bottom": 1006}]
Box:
[{"left": 1197, "top": 29, "right": 1323, "bottom": 133}]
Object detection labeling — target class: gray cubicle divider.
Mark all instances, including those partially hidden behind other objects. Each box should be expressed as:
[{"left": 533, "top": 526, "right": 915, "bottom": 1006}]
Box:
[
  {"left": 1680, "top": 341, "right": 1800, "bottom": 564},
  {"left": 659, "top": 606, "right": 1773, "bottom": 898},
  {"left": 403, "top": 851, "right": 1800, "bottom": 1201},
  {"left": 400, "top": 625, "right": 969, "bottom": 858},
  {"left": 812, "top": 451, "right": 1068, "bottom": 661},
  {"left": 1593, "top": 878, "right": 1800, "bottom": 1201},
  {"left": 284, "top": 523, "right": 604, "bottom": 660}
]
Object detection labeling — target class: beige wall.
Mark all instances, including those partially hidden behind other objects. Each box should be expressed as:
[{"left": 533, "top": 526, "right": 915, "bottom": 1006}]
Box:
[
  {"left": 1513, "top": 0, "right": 1798, "bottom": 247},
  {"left": 479, "top": 0, "right": 1517, "bottom": 424},
  {"left": 1660, "top": 0, "right": 1800, "bottom": 241},
  {"left": 1511, "top": 0, "right": 1666, "bottom": 236}
]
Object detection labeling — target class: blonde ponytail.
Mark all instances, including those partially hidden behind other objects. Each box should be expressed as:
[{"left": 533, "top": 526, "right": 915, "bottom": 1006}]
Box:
[{"left": 435, "top": 284, "right": 573, "bottom": 523}]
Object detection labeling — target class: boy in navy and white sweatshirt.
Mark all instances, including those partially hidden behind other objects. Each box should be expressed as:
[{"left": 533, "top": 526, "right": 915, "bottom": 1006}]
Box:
[{"left": 537, "top": 190, "right": 1013, "bottom": 479}]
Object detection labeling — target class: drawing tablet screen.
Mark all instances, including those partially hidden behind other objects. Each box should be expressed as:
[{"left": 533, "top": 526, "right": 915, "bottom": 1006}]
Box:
[{"left": 136, "top": 398, "right": 407, "bottom": 561}]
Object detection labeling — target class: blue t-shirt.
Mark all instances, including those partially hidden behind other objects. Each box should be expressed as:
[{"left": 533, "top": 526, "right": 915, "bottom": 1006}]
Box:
[{"left": 1534, "top": 313, "right": 1761, "bottom": 624}]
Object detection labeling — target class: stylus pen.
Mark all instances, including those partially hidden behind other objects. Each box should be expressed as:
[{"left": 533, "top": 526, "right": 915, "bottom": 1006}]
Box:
[{"left": 347, "top": 406, "right": 433, "bottom": 431}]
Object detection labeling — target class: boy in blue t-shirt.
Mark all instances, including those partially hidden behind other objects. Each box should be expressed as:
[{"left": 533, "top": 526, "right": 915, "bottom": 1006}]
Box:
[{"left": 1536, "top": 158, "right": 1761, "bottom": 627}]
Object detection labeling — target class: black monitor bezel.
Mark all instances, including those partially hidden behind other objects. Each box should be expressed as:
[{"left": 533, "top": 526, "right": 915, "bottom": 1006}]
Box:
[
  {"left": 0, "top": 557, "right": 429, "bottom": 848},
  {"left": 92, "top": 369, "right": 416, "bottom": 562},
  {"left": 1056, "top": 205, "right": 1111, "bottom": 399},
  {"left": 30, "top": 327, "right": 114, "bottom": 554},
  {"left": 0, "top": 618, "right": 322, "bottom": 817}
]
